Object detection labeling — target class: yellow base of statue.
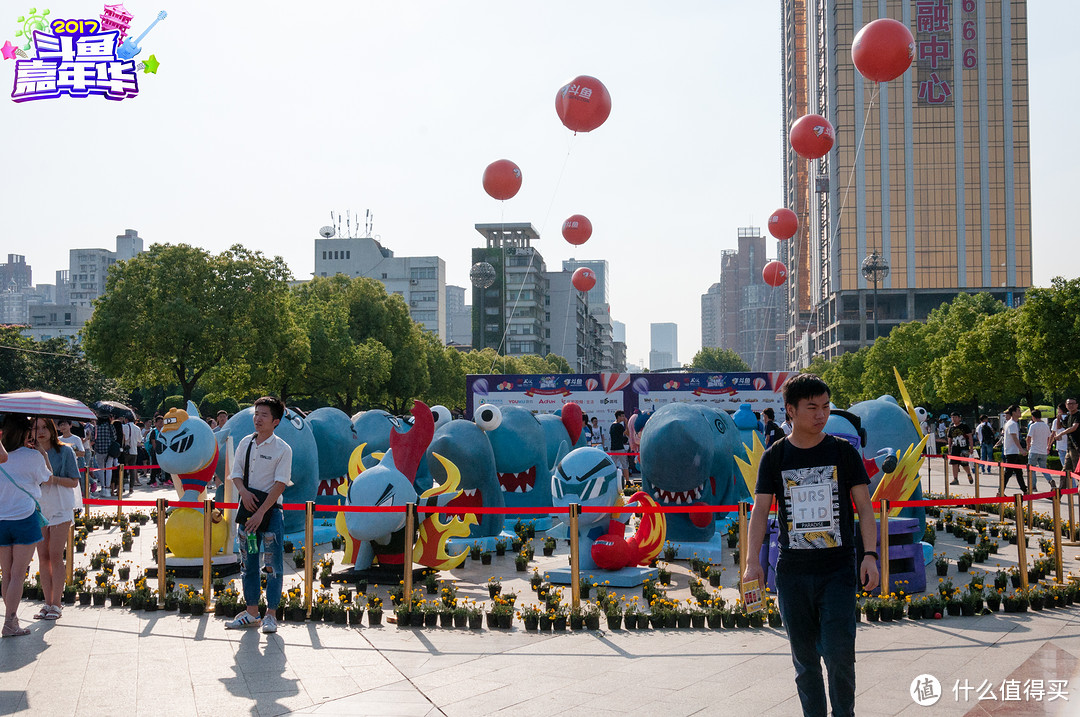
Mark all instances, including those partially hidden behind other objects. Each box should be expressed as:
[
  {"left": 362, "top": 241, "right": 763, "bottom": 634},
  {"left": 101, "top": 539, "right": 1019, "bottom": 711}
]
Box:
[{"left": 165, "top": 507, "right": 230, "bottom": 558}]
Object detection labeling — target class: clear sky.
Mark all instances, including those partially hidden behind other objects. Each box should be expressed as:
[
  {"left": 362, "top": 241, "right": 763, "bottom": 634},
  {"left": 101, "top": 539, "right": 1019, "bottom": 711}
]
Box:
[{"left": 2, "top": 1, "right": 1076, "bottom": 367}]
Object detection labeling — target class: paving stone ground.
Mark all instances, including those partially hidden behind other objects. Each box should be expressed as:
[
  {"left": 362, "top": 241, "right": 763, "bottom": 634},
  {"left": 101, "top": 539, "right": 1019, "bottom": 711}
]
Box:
[{"left": 2, "top": 462, "right": 1078, "bottom": 716}]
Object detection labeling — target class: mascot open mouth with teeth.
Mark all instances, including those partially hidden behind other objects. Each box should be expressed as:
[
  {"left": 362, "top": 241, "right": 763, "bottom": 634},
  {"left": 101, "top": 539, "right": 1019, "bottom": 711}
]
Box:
[
  {"left": 336, "top": 401, "right": 475, "bottom": 571},
  {"left": 484, "top": 405, "right": 552, "bottom": 515}
]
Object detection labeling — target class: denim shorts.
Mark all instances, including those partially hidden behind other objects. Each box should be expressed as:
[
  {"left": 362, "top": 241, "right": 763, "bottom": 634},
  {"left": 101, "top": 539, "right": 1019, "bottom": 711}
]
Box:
[{"left": 0, "top": 513, "right": 45, "bottom": 546}]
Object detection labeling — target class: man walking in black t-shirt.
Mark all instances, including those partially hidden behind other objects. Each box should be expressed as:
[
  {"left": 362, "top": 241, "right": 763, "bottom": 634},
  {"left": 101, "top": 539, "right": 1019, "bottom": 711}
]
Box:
[
  {"left": 947, "top": 412, "right": 974, "bottom": 485},
  {"left": 763, "top": 407, "right": 785, "bottom": 448},
  {"left": 743, "top": 374, "right": 879, "bottom": 717},
  {"left": 609, "top": 411, "right": 628, "bottom": 480}
]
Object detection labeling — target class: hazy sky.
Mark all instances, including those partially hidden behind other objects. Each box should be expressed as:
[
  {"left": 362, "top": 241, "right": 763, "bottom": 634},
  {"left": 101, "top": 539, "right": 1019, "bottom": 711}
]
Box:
[{"left": 2, "top": 1, "right": 1076, "bottom": 366}]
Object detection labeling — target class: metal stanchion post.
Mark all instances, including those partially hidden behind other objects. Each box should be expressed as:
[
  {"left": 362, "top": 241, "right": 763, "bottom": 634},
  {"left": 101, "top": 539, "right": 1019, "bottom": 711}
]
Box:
[
  {"left": 66, "top": 522, "right": 75, "bottom": 587},
  {"left": 402, "top": 503, "right": 416, "bottom": 608},
  {"left": 1067, "top": 489, "right": 1079, "bottom": 546},
  {"left": 737, "top": 502, "right": 748, "bottom": 593},
  {"left": 569, "top": 504, "right": 581, "bottom": 609},
  {"left": 879, "top": 499, "right": 890, "bottom": 596},
  {"left": 944, "top": 455, "right": 950, "bottom": 500},
  {"left": 202, "top": 498, "right": 213, "bottom": 601},
  {"left": 116, "top": 465, "right": 124, "bottom": 521},
  {"left": 998, "top": 463, "right": 1006, "bottom": 523},
  {"left": 1015, "top": 495, "right": 1029, "bottom": 592},
  {"left": 1052, "top": 490, "right": 1064, "bottom": 584},
  {"left": 304, "top": 501, "right": 314, "bottom": 618},
  {"left": 973, "top": 458, "right": 983, "bottom": 515},
  {"left": 156, "top": 498, "right": 167, "bottom": 607}
]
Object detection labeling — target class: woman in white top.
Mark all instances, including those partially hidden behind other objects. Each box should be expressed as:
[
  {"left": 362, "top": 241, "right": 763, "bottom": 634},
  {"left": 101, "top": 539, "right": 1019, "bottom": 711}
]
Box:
[
  {"left": 33, "top": 417, "right": 80, "bottom": 621},
  {"left": 0, "top": 414, "right": 51, "bottom": 637}
]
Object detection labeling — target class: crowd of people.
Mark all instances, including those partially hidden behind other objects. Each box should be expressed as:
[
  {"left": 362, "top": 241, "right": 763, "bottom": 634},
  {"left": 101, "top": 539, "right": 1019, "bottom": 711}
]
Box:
[{"left": 922, "top": 401, "right": 1079, "bottom": 492}]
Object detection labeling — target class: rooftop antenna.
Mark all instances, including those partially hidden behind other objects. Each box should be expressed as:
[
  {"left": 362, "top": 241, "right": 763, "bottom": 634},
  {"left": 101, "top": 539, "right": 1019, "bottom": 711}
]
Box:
[
  {"left": 337, "top": 213, "right": 342, "bottom": 239},
  {"left": 347, "top": 210, "right": 351, "bottom": 239}
]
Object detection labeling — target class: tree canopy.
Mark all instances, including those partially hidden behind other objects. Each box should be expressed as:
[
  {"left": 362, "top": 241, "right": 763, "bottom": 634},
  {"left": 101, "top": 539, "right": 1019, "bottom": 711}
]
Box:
[{"left": 687, "top": 347, "right": 751, "bottom": 373}]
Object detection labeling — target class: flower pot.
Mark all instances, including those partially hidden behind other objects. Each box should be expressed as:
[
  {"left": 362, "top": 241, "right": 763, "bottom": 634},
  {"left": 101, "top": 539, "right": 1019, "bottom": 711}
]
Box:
[
  {"left": 411, "top": 612, "right": 426, "bottom": 627},
  {"left": 543, "top": 547, "right": 555, "bottom": 557},
  {"left": 469, "top": 614, "right": 483, "bottom": 629},
  {"left": 946, "top": 603, "right": 962, "bottom": 617},
  {"left": 707, "top": 614, "right": 723, "bottom": 629},
  {"left": 487, "top": 611, "right": 498, "bottom": 629},
  {"left": 570, "top": 615, "right": 584, "bottom": 630},
  {"left": 585, "top": 615, "right": 600, "bottom": 630},
  {"left": 92, "top": 593, "right": 107, "bottom": 606},
  {"left": 735, "top": 614, "right": 750, "bottom": 628},
  {"left": 488, "top": 585, "right": 501, "bottom": 599},
  {"left": 677, "top": 614, "right": 691, "bottom": 629},
  {"left": 62, "top": 592, "right": 76, "bottom": 605},
  {"left": 768, "top": 613, "right": 783, "bottom": 628},
  {"left": 497, "top": 613, "right": 513, "bottom": 629},
  {"left": 1030, "top": 597, "right": 1044, "bottom": 611},
  {"left": 960, "top": 604, "right": 976, "bottom": 617},
  {"left": 524, "top": 616, "right": 539, "bottom": 631},
  {"left": 749, "top": 613, "right": 764, "bottom": 628},
  {"left": 144, "top": 601, "right": 158, "bottom": 612},
  {"left": 709, "top": 573, "right": 722, "bottom": 588},
  {"left": 692, "top": 614, "right": 706, "bottom": 629},
  {"left": 395, "top": 611, "right": 412, "bottom": 627},
  {"left": 369, "top": 610, "right": 383, "bottom": 626},
  {"left": 606, "top": 615, "right": 621, "bottom": 630},
  {"left": 986, "top": 598, "right": 1000, "bottom": 613},
  {"left": 722, "top": 614, "right": 736, "bottom": 629},
  {"left": 440, "top": 612, "right": 454, "bottom": 628},
  {"left": 865, "top": 609, "right": 879, "bottom": 622},
  {"left": 664, "top": 613, "right": 677, "bottom": 628},
  {"left": 907, "top": 605, "right": 922, "bottom": 620},
  {"left": 495, "top": 544, "right": 506, "bottom": 556},
  {"left": 79, "top": 592, "right": 92, "bottom": 606},
  {"left": 424, "top": 612, "right": 438, "bottom": 627},
  {"left": 481, "top": 554, "right": 492, "bottom": 565},
  {"left": 425, "top": 583, "right": 438, "bottom": 595},
  {"left": 191, "top": 603, "right": 206, "bottom": 617},
  {"left": 453, "top": 613, "right": 466, "bottom": 628},
  {"left": 553, "top": 615, "right": 568, "bottom": 631},
  {"left": 515, "top": 561, "right": 528, "bottom": 573},
  {"left": 334, "top": 611, "right": 348, "bottom": 625},
  {"left": 289, "top": 607, "right": 306, "bottom": 622},
  {"left": 936, "top": 564, "right": 949, "bottom": 577},
  {"left": 179, "top": 602, "right": 191, "bottom": 614}
]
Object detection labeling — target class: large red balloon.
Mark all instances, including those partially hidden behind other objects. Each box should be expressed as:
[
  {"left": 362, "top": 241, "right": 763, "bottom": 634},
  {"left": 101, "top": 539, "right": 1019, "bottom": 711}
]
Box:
[
  {"left": 571, "top": 267, "right": 597, "bottom": 292},
  {"left": 763, "top": 260, "right": 788, "bottom": 287},
  {"left": 482, "top": 159, "right": 522, "bottom": 201},
  {"left": 562, "top": 215, "right": 593, "bottom": 246},
  {"left": 789, "top": 114, "right": 835, "bottom": 159},
  {"left": 768, "top": 209, "right": 799, "bottom": 240},
  {"left": 555, "top": 75, "right": 612, "bottom": 133},
  {"left": 852, "top": 18, "right": 915, "bottom": 83}
]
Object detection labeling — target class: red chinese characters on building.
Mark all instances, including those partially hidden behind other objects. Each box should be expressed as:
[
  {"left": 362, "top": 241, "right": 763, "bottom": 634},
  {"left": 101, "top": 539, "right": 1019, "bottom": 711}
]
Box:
[{"left": 915, "top": 0, "right": 953, "bottom": 106}]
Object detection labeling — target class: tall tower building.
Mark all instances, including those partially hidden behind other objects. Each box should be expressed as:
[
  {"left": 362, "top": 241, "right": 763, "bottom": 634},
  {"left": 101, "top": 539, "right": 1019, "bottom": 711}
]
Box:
[
  {"left": 471, "top": 223, "right": 548, "bottom": 357},
  {"left": 649, "top": 322, "right": 678, "bottom": 371},
  {"left": 781, "top": 0, "right": 1031, "bottom": 367}
]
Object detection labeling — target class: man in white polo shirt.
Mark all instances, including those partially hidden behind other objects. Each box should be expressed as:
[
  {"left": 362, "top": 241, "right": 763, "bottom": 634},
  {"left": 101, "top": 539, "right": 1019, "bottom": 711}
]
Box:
[{"left": 225, "top": 396, "right": 293, "bottom": 634}]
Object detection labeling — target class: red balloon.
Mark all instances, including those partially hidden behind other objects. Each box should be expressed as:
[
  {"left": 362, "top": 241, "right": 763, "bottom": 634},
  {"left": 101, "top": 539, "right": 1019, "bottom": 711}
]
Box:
[
  {"left": 852, "top": 18, "right": 915, "bottom": 83},
  {"left": 571, "top": 267, "right": 597, "bottom": 292},
  {"left": 555, "top": 75, "right": 612, "bottom": 133},
  {"left": 562, "top": 215, "right": 593, "bottom": 246},
  {"left": 768, "top": 209, "right": 799, "bottom": 240},
  {"left": 763, "top": 260, "right": 788, "bottom": 287},
  {"left": 789, "top": 114, "right": 835, "bottom": 160},
  {"left": 482, "top": 159, "right": 522, "bottom": 201}
]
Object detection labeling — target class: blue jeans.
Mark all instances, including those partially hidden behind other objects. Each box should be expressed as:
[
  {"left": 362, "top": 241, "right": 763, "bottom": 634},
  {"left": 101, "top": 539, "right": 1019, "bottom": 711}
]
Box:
[
  {"left": 776, "top": 559, "right": 858, "bottom": 717},
  {"left": 979, "top": 443, "right": 993, "bottom": 472},
  {"left": 237, "top": 508, "right": 284, "bottom": 609}
]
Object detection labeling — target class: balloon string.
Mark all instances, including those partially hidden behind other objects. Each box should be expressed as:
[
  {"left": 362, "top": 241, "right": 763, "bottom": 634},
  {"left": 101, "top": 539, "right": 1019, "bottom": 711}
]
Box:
[
  {"left": 490, "top": 135, "right": 577, "bottom": 367},
  {"left": 801, "top": 83, "right": 879, "bottom": 340}
]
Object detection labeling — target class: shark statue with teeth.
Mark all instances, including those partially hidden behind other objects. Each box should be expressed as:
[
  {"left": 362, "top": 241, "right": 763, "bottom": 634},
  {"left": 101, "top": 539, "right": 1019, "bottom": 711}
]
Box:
[
  {"left": 485, "top": 405, "right": 553, "bottom": 523},
  {"left": 423, "top": 416, "right": 505, "bottom": 540},
  {"left": 638, "top": 402, "right": 750, "bottom": 559}
]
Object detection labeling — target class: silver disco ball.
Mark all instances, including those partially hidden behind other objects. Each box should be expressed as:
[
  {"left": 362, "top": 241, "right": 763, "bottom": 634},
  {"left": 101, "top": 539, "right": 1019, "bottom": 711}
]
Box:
[{"left": 469, "top": 261, "right": 497, "bottom": 289}]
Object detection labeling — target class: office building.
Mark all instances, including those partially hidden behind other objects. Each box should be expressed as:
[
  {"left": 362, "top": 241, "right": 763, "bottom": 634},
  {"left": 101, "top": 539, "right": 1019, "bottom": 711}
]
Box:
[
  {"left": 562, "top": 258, "right": 614, "bottom": 370},
  {"left": 471, "top": 223, "right": 548, "bottom": 357},
  {"left": 0, "top": 255, "right": 32, "bottom": 293},
  {"left": 69, "top": 229, "right": 144, "bottom": 308},
  {"left": 649, "top": 322, "right": 678, "bottom": 371},
  {"left": 781, "top": 0, "right": 1031, "bottom": 367},
  {"left": 701, "top": 228, "right": 783, "bottom": 370},
  {"left": 545, "top": 270, "right": 604, "bottom": 372},
  {"left": 445, "top": 285, "right": 472, "bottom": 347},
  {"left": 314, "top": 234, "right": 447, "bottom": 341}
]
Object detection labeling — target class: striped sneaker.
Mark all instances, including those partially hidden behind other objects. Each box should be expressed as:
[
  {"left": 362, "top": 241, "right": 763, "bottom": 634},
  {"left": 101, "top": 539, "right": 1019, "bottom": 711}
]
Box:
[{"left": 225, "top": 611, "right": 261, "bottom": 629}]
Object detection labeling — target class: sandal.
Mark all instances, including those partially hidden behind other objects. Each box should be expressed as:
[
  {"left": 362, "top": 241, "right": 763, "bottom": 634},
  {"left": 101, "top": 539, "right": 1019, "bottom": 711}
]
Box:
[
  {"left": 33, "top": 605, "right": 51, "bottom": 620},
  {"left": 44, "top": 605, "right": 62, "bottom": 620},
  {"left": 3, "top": 616, "right": 30, "bottom": 637}
]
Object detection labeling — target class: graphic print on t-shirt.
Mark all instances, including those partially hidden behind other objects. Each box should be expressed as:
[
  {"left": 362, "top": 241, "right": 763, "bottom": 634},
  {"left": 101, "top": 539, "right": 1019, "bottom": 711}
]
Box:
[{"left": 782, "top": 464, "right": 840, "bottom": 549}]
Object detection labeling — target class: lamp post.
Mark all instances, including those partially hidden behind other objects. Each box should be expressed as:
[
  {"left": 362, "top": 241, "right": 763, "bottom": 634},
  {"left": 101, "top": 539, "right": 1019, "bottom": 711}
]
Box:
[
  {"left": 470, "top": 261, "right": 496, "bottom": 350},
  {"left": 861, "top": 252, "right": 890, "bottom": 341}
]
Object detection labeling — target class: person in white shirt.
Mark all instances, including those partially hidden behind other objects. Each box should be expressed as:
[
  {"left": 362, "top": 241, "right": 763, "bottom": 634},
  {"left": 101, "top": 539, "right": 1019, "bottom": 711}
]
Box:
[
  {"left": 119, "top": 415, "right": 141, "bottom": 494},
  {"left": 1025, "top": 409, "right": 1052, "bottom": 490},
  {"left": 1051, "top": 403, "right": 1069, "bottom": 472},
  {"left": 588, "top": 417, "right": 605, "bottom": 450},
  {"left": 1000, "top": 405, "right": 1028, "bottom": 494},
  {"left": 225, "top": 396, "right": 292, "bottom": 634}
]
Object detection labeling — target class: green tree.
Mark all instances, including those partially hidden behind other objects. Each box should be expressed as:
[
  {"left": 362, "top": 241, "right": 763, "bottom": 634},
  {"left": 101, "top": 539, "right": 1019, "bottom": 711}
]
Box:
[
  {"left": 1016, "top": 277, "right": 1080, "bottom": 397},
  {"left": 687, "top": 347, "right": 751, "bottom": 373},
  {"left": 0, "top": 327, "right": 38, "bottom": 393},
  {"left": 83, "top": 243, "right": 294, "bottom": 403},
  {"left": 936, "top": 310, "right": 1032, "bottom": 410},
  {"left": 0, "top": 331, "right": 125, "bottom": 404},
  {"left": 420, "top": 331, "right": 465, "bottom": 409}
]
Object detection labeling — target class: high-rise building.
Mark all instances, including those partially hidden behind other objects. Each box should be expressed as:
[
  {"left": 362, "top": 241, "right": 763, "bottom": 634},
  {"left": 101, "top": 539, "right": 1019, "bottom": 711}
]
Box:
[
  {"left": 472, "top": 223, "right": 548, "bottom": 357},
  {"left": 781, "top": 0, "right": 1031, "bottom": 367},
  {"left": 701, "top": 228, "right": 784, "bottom": 370},
  {"left": 562, "top": 258, "right": 614, "bottom": 369},
  {"left": 545, "top": 270, "right": 603, "bottom": 372},
  {"left": 314, "top": 234, "right": 447, "bottom": 341},
  {"left": 68, "top": 229, "right": 144, "bottom": 308},
  {"left": 0, "top": 255, "right": 32, "bottom": 293},
  {"left": 649, "top": 322, "right": 678, "bottom": 371},
  {"left": 445, "top": 285, "right": 472, "bottom": 347}
]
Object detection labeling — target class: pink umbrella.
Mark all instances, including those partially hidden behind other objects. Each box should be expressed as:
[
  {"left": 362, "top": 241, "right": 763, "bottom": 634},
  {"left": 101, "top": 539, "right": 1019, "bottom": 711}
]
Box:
[{"left": 0, "top": 391, "right": 97, "bottom": 421}]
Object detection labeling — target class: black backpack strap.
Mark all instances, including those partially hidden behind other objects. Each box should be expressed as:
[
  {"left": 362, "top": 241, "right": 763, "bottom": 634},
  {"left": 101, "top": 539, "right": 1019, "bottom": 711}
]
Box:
[{"left": 242, "top": 433, "right": 256, "bottom": 491}]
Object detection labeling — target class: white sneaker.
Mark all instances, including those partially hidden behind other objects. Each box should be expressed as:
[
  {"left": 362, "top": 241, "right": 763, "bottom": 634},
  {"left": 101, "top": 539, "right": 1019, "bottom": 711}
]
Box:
[
  {"left": 261, "top": 614, "right": 278, "bottom": 634},
  {"left": 225, "top": 611, "right": 261, "bottom": 629}
]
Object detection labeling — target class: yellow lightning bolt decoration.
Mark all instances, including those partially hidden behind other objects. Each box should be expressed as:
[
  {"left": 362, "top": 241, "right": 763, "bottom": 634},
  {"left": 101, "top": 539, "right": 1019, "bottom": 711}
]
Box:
[
  {"left": 734, "top": 431, "right": 767, "bottom": 495},
  {"left": 893, "top": 367, "right": 923, "bottom": 438},
  {"left": 413, "top": 453, "right": 475, "bottom": 570},
  {"left": 871, "top": 436, "right": 929, "bottom": 516}
]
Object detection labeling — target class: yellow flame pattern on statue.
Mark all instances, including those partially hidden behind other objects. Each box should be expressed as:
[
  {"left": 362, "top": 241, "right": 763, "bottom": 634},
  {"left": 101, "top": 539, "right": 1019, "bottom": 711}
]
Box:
[
  {"left": 893, "top": 367, "right": 924, "bottom": 438},
  {"left": 413, "top": 453, "right": 475, "bottom": 569},
  {"left": 735, "top": 431, "right": 767, "bottom": 495},
  {"left": 872, "top": 435, "right": 928, "bottom": 516},
  {"left": 631, "top": 492, "right": 667, "bottom": 564}
]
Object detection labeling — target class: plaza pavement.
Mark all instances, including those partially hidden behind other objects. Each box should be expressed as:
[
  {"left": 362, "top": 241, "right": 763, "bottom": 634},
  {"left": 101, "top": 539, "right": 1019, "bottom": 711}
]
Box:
[{"left": 1, "top": 461, "right": 1078, "bottom": 717}]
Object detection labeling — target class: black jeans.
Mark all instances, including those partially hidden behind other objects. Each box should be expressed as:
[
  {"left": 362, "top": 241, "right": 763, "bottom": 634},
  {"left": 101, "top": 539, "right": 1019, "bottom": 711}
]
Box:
[
  {"left": 776, "top": 559, "right": 858, "bottom": 717},
  {"left": 1003, "top": 454, "right": 1027, "bottom": 493}
]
